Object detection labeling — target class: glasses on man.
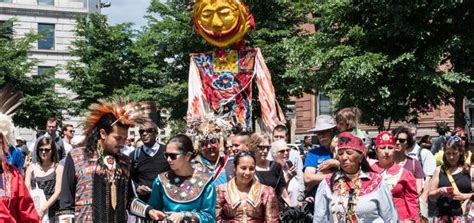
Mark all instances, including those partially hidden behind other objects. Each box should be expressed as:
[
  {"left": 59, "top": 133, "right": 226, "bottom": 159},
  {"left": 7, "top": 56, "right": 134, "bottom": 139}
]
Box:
[
  {"left": 139, "top": 128, "right": 156, "bottom": 135},
  {"left": 395, "top": 138, "right": 407, "bottom": 144},
  {"left": 199, "top": 138, "right": 219, "bottom": 147},
  {"left": 164, "top": 152, "right": 188, "bottom": 160}
]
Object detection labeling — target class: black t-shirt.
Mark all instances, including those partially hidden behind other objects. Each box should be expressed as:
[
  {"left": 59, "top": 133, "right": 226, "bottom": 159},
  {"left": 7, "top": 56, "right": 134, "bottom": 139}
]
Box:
[{"left": 256, "top": 161, "right": 286, "bottom": 195}]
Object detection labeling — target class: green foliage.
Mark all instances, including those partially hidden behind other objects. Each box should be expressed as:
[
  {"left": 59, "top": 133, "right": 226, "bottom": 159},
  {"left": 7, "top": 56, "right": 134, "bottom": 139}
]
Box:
[
  {"left": 0, "top": 19, "right": 69, "bottom": 129},
  {"left": 285, "top": 0, "right": 474, "bottom": 129},
  {"left": 66, "top": 13, "right": 139, "bottom": 115}
]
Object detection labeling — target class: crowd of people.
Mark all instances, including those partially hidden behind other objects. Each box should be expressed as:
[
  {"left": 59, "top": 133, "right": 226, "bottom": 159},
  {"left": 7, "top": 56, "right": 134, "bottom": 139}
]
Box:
[{"left": 1, "top": 87, "right": 474, "bottom": 223}]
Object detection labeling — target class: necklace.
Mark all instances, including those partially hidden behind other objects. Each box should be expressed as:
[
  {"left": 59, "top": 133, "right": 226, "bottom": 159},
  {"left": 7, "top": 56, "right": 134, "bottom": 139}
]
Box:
[{"left": 332, "top": 173, "right": 361, "bottom": 223}]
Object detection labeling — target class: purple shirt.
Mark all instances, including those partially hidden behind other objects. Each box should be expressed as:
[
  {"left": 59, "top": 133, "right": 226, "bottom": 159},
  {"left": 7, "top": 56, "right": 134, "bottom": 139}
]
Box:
[{"left": 402, "top": 157, "right": 424, "bottom": 179}]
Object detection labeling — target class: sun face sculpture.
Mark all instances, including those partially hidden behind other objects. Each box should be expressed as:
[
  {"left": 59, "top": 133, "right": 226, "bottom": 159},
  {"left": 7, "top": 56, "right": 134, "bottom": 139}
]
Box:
[{"left": 193, "top": 0, "right": 254, "bottom": 48}]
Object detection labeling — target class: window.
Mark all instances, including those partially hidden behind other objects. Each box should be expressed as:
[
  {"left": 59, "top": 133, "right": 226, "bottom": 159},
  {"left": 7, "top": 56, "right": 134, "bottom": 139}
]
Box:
[
  {"left": 38, "top": 0, "right": 54, "bottom": 5},
  {"left": 317, "top": 92, "right": 333, "bottom": 115},
  {"left": 38, "top": 24, "right": 55, "bottom": 50},
  {"left": 0, "top": 0, "right": 13, "bottom": 3},
  {"left": 38, "top": 66, "right": 53, "bottom": 75}
]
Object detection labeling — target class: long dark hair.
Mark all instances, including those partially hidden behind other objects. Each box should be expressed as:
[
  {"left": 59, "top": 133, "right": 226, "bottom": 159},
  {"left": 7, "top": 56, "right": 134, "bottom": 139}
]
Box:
[
  {"left": 35, "top": 136, "right": 58, "bottom": 165},
  {"left": 83, "top": 113, "right": 129, "bottom": 158},
  {"left": 442, "top": 137, "right": 469, "bottom": 173}
]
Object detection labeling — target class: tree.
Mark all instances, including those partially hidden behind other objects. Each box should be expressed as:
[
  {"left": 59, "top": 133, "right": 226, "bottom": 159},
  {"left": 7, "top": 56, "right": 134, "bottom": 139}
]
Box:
[
  {"left": 0, "top": 19, "right": 69, "bottom": 129},
  {"left": 66, "top": 14, "right": 139, "bottom": 115},
  {"left": 285, "top": 0, "right": 473, "bottom": 130}
]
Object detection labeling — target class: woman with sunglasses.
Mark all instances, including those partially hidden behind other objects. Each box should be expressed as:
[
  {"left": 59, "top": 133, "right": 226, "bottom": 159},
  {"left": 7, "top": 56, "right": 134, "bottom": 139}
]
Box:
[
  {"left": 248, "top": 134, "right": 291, "bottom": 207},
  {"left": 216, "top": 151, "right": 280, "bottom": 222},
  {"left": 371, "top": 131, "right": 419, "bottom": 222},
  {"left": 429, "top": 136, "right": 472, "bottom": 222},
  {"left": 392, "top": 127, "right": 425, "bottom": 194},
  {"left": 25, "top": 136, "right": 63, "bottom": 222},
  {"left": 131, "top": 134, "right": 215, "bottom": 222},
  {"left": 313, "top": 132, "right": 398, "bottom": 222}
]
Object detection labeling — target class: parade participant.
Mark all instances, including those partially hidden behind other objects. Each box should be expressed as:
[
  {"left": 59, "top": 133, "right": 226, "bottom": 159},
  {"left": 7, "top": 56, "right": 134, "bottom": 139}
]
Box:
[
  {"left": 304, "top": 115, "right": 337, "bottom": 197},
  {"left": 271, "top": 140, "right": 299, "bottom": 207},
  {"left": 332, "top": 107, "right": 370, "bottom": 150},
  {"left": 129, "top": 121, "right": 170, "bottom": 223},
  {"left": 313, "top": 132, "right": 398, "bottom": 222},
  {"left": 392, "top": 127, "right": 425, "bottom": 193},
  {"left": 371, "top": 131, "right": 419, "bottom": 222},
  {"left": 216, "top": 151, "right": 280, "bottom": 222},
  {"left": 25, "top": 136, "right": 63, "bottom": 222},
  {"left": 131, "top": 134, "right": 215, "bottom": 222},
  {"left": 188, "top": 114, "right": 234, "bottom": 185},
  {"left": 0, "top": 84, "right": 39, "bottom": 222},
  {"left": 429, "top": 136, "right": 472, "bottom": 222},
  {"left": 58, "top": 99, "right": 149, "bottom": 222},
  {"left": 230, "top": 132, "right": 250, "bottom": 154},
  {"left": 33, "top": 117, "right": 65, "bottom": 163},
  {"left": 268, "top": 125, "right": 305, "bottom": 207},
  {"left": 299, "top": 135, "right": 313, "bottom": 161},
  {"left": 130, "top": 121, "right": 169, "bottom": 201},
  {"left": 249, "top": 133, "right": 290, "bottom": 207},
  {"left": 61, "top": 124, "right": 75, "bottom": 156},
  {"left": 434, "top": 128, "right": 471, "bottom": 166}
]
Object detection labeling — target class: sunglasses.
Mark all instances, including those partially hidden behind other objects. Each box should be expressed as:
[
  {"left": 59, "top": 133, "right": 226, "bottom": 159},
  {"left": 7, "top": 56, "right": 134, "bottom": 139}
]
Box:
[
  {"left": 39, "top": 148, "right": 52, "bottom": 153},
  {"left": 164, "top": 151, "right": 188, "bottom": 160},
  {"left": 199, "top": 138, "right": 219, "bottom": 147},
  {"left": 257, "top": 145, "right": 271, "bottom": 151},
  {"left": 139, "top": 128, "right": 156, "bottom": 135},
  {"left": 235, "top": 150, "right": 255, "bottom": 157},
  {"left": 395, "top": 138, "right": 407, "bottom": 144},
  {"left": 277, "top": 149, "right": 291, "bottom": 153}
]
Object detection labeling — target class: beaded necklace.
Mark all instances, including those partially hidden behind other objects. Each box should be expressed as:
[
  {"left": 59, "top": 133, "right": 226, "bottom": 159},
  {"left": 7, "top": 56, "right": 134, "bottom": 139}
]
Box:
[{"left": 332, "top": 173, "right": 361, "bottom": 223}]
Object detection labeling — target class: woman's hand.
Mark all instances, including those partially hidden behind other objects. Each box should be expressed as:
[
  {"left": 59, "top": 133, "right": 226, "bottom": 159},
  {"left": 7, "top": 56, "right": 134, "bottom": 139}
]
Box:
[
  {"left": 166, "top": 212, "right": 182, "bottom": 223},
  {"left": 453, "top": 192, "right": 472, "bottom": 201},
  {"left": 286, "top": 165, "right": 297, "bottom": 181},
  {"left": 437, "top": 187, "right": 452, "bottom": 197},
  {"left": 37, "top": 206, "right": 46, "bottom": 218},
  {"left": 148, "top": 209, "right": 166, "bottom": 221}
]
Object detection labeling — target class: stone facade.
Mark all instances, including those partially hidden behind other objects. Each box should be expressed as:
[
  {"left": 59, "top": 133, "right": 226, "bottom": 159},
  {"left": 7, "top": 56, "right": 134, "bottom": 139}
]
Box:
[{"left": 0, "top": 0, "right": 100, "bottom": 144}]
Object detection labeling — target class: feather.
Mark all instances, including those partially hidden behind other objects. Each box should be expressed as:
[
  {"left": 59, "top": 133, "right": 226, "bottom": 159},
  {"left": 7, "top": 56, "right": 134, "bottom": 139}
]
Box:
[{"left": 0, "top": 84, "right": 23, "bottom": 147}]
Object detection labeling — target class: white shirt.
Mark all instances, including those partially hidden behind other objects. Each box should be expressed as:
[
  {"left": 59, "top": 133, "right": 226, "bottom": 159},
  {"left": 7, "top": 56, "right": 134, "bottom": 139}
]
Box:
[
  {"left": 406, "top": 144, "right": 436, "bottom": 177},
  {"left": 142, "top": 142, "right": 160, "bottom": 157}
]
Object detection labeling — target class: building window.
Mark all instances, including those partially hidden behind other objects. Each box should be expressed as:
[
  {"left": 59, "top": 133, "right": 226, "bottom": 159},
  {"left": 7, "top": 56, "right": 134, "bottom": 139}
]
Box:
[
  {"left": 317, "top": 92, "right": 333, "bottom": 116},
  {"left": 0, "top": 0, "right": 12, "bottom": 3},
  {"left": 38, "top": 0, "right": 54, "bottom": 5},
  {"left": 38, "top": 23, "right": 55, "bottom": 50},
  {"left": 38, "top": 66, "right": 53, "bottom": 75}
]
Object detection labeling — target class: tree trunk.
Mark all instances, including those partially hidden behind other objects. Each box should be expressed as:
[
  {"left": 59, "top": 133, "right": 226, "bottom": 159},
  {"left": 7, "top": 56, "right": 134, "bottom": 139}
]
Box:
[{"left": 453, "top": 94, "right": 466, "bottom": 129}]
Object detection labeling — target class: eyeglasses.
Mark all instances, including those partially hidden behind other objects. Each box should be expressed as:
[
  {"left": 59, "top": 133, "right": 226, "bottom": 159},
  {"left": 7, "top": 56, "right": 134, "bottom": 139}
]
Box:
[
  {"left": 277, "top": 149, "right": 291, "bottom": 153},
  {"left": 199, "top": 138, "right": 219, "bottom": 147},
  {"left": 39, "top": 148, "right": 52, "bottom": 153},
  {"left": 139, "top": 128, "right": 156, "bottom": 135},
  {"left": 257, "top": 145, "right": 271, "bottom": 151},
  {"left": 164, "top": 151, "right": 188, "bottom": 160},
  {"left": 395, "top": 138, "right": 407, "bottom": 144}
]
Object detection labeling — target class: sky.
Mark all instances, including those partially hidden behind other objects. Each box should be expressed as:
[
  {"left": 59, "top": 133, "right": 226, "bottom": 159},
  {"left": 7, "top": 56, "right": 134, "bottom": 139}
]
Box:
[{"left": 101, "top": 0, "right": 151, "bottom": 28}]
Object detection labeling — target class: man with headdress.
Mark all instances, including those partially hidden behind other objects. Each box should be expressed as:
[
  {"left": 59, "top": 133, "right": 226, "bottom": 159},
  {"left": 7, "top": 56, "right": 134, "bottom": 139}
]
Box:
[
  {"left": 58, "top": 99, "right": 149, "bottom": 222},
  {"left": 188, "top": 114, "right": 235, "bottom": 186},
  {"left": 0, "top": 84, "right": 39, "bottom": 222}
]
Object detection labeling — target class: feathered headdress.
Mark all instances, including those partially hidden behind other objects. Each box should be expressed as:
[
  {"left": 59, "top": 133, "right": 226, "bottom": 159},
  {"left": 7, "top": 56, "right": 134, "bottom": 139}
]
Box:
[
  {"left": 82, "top": 98, "right": 151, "bottom": 136},
  {"left": 0, "top": 84, "right": 23, "bottom": 148},
  {"left": 187, "top": 113, "right": 232, "bottom": 142}
]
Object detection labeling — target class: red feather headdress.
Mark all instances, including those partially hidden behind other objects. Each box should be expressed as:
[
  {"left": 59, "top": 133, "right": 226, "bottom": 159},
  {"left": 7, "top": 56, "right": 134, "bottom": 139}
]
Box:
[{"left": 82, "top": 98, "right": 151, "bottom": 136}]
